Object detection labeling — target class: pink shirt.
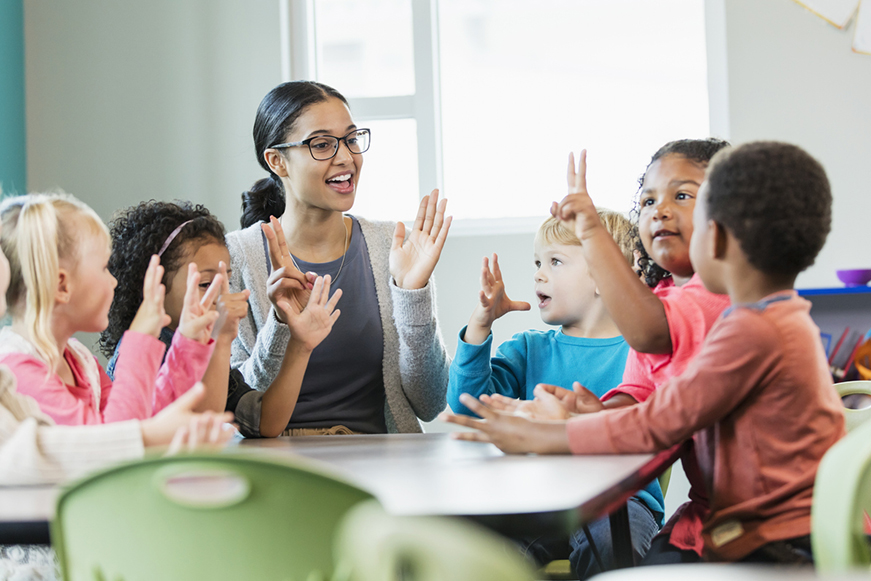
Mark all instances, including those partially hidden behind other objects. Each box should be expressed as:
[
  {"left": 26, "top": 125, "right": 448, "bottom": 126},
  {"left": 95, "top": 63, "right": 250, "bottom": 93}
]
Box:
[
  {"left": 0, "top": 330, "right": 212, "bottom": 426},
  {"left": 567, "top": 292, "right": 845, "bottom": 560}
]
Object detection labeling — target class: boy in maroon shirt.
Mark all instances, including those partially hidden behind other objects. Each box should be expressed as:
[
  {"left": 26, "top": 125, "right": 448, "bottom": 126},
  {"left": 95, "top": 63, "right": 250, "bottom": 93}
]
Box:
[{"left": 442, "top": 141, "right": 845, "bottom": 563}]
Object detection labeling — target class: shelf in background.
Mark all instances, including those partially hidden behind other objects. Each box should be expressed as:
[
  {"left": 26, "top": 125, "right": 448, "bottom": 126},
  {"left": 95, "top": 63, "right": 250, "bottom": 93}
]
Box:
[{"left": 798, "top": 286, "right": 871, "bottom": 297}]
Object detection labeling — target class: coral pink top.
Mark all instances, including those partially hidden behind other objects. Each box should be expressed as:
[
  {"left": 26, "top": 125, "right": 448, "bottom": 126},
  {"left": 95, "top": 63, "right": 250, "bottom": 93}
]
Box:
[
  {"left": 0, "top": 329, "right": 212, "bottom": 426},
  {"left": 601, "top": 274, "right": 731, "bottom": 556}
]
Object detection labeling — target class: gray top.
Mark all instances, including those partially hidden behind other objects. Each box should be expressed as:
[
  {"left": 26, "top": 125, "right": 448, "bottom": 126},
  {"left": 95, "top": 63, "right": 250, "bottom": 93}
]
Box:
[
  {"left": 226, "top": 216, "right": 450, "bottom": 433},
  {"left": 276, "top": 217, "right": 385, "bottom": 432}
]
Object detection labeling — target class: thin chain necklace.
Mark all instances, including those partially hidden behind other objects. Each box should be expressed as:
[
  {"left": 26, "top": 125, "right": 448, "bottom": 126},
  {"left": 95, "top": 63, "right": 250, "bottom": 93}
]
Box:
[{"left": 289, "top": 216, "right": 349, "bottom": 283}]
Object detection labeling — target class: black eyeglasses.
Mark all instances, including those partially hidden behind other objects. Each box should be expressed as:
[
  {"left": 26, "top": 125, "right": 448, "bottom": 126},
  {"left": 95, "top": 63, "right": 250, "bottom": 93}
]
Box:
[{"left": 270, "top": 128, "right": 371, "bottom": 161}]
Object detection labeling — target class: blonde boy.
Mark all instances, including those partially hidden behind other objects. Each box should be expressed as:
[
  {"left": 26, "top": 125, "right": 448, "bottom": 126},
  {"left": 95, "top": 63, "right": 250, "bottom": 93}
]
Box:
[{"left": 446, "top": 210, "right": 662, "bottom": 577}]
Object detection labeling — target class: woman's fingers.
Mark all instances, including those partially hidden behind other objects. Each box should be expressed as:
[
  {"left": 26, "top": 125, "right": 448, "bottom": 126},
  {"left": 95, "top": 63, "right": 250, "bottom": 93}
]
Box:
[
  {"left": 451, "top": 431, "right": 493, "bottom": 444},
  {"left": 268, "top": 266, "right": 308, "bottom": 290},
  {"left": 421, "top": 189, "right": 438, "bottom": 236},
  {"left": 412, "top": 194, "right": 429, "bottom": 234},
  {"left": 325, "top": 288, "right": 342, "bottom": 313},
  {"left": 430, "top": 196, "right": 446, "bottom": 240}
]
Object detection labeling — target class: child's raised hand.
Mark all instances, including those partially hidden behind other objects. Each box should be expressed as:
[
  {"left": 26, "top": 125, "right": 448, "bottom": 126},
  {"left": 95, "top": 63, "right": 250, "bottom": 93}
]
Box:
[
  {"left": 213, "top": 261, "right": 250, "bottom": 342},
  {"left": 474, "top": 254, "right": 531, "bottom": 325},
  {"left": 534, "top": 381, "right": 604, "bottom": 414},
  {"left": 262, "top": 215, "right": 315, "bottom": 324},
  {"left": 282, "top": 274, "right": 343, "bottom": 353},
  {"left": 465, "top": 254, "right": 530, "bottom": 345},
  {"left": 129, "top": 255, "right": 172, "bottom": 337},
  {"left": 438, "top": 394, "right": 571, "bottom": 454},
  {"left": 177, "top": 263, "right": 221, "bottom": 344},
  {"left": 389, "top": 190, "right": 452, "bottom": 290},
  {"left": 551, "top": 150, "right": 602, "bottom": 243}
]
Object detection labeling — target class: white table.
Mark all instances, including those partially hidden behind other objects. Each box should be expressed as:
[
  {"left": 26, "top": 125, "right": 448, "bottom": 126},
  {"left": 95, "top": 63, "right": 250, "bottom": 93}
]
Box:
[{"left": 0, "top": 432, "right": 682, "bottom": 557}]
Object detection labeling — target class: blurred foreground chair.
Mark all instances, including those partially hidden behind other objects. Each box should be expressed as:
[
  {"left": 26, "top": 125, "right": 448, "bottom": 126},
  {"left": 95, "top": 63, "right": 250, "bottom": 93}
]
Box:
[
  {"left": 812, "top": 416, "right": 871, "bottom": 573},
  {"left": 835, "top": 380, "right": 871, "bottom": 432},
  {"left": 52, "top": 451, "right": 376, "bottom": 581},
  {"left": 333, "top": 499, "right": 537, "bottom": 581}
]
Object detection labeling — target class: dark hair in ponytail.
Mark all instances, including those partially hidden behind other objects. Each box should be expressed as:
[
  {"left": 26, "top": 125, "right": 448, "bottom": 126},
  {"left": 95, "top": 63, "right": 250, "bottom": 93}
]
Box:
[{"left": 240, "top": 81, "right": 349, "bottom": 228}]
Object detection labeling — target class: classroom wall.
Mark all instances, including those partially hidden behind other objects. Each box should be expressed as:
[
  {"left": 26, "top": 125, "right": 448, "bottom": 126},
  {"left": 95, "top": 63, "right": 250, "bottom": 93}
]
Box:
[{"left": 23, "top": 0, "right": 282, "bottom": 229}]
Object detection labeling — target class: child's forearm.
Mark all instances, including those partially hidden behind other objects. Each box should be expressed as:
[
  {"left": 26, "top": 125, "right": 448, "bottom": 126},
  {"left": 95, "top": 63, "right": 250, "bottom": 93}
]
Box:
[
  {"left": 197, "top": 337, "right": 232, "bottom": 413},
  {"left": 582, "top": 228, "right": 671, "bottom": 354},
  {"left": 258, "top": 341, "right": 311, "bottom": 438},
  {"left": 602, "top": 393, "right": 638, "bottom": 409}
]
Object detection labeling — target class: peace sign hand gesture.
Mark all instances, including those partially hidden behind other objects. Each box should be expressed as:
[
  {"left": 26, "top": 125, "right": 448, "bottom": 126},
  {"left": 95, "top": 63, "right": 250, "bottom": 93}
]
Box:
[
  {"left": 262, "top": 215, "right": 315, "bottom": 325},
  {"left": 177, "top": 263, "right": 222, "bottom": 344},
  {"left": 389, "top": 189, "right": 452, "bottom": 290},
  {"left": 551, "top": 150, "right": 602, "bottom": 243}
]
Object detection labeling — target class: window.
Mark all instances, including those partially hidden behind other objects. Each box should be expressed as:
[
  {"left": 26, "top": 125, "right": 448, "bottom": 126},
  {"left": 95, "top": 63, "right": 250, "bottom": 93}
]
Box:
[{"left": 283, "top": 0, "right": 709, "bottom": 232}]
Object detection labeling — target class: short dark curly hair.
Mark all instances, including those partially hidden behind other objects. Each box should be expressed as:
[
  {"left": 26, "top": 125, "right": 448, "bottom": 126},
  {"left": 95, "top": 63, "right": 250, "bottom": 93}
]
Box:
[
  {"left": 99, "top": 200, "right": 227, "bottom": 358},
  {"left": 629, "top": 138, "right": 731, "bottom": 287},
  {"left": 705, "top": 141, "right": 831, "bottom": 277}
]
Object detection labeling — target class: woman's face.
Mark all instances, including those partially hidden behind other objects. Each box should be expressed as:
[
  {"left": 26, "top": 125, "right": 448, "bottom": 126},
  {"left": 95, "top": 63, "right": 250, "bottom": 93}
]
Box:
[{"left": 278, "top": 98, "right": 364, "bottom": 214}]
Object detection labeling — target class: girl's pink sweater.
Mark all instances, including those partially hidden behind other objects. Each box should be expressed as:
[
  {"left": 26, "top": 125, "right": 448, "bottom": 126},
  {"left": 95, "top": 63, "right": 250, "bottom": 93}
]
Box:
[{"left": 0, "top": 330, "right": 212, "bottom": 426}]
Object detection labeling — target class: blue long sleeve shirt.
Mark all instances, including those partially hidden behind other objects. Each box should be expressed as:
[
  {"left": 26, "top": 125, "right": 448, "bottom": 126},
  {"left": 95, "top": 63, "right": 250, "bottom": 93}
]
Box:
[{"left": 448, "top": 326, "right": 664, "bottom": 520}]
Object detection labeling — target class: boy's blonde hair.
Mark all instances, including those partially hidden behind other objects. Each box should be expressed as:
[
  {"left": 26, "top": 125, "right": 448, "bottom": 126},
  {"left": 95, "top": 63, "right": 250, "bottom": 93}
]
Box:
[
  {"left": 537, "top": 209, "right": 635, "bottom": 265},
  {"left": 0, "top": 193, "right": 110, "bottom": 371}
]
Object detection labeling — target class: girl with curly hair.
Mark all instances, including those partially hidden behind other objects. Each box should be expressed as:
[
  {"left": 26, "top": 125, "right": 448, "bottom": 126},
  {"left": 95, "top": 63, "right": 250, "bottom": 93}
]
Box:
[
  {"left": 0, "top": 193, "right": 217, "bottom": 426},
  {"left": 102, "top": 200, "right": 341, "bottom": 438}
]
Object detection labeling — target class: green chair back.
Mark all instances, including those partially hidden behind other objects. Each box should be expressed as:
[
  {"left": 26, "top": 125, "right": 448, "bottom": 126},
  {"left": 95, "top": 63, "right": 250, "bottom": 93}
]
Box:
[
  {"left": 836, "top": 380, "right": 871, "bottom": 433},
  {"left": 52, "top": 451, "right": 377, "bottom": 581},
  {"left": 811, "top": 417, "right": 871, "bottom": 573},
  {"left": 333, "top": 500, "right": 537, "bottom": 581}
]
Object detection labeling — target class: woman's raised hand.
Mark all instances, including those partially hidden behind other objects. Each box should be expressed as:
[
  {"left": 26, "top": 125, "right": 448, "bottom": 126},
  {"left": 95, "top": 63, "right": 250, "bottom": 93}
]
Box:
[
  {"left": 177, "top": 263, "right": 222, "bottom": 344},
  {"left": 389, "top": 189, "right": 452, "bottom": 290},
  {"left": 551, "top": 150, "right": 602, "bottom": 242},
  {"left": 282, "top": 274, "right": 343, "bottom": 353},
  {"left": 129, "top": 255, "right": 172, "bottom": 337},
  {"left": 262, "top": 215, "right": 315, "bottom": 324}
]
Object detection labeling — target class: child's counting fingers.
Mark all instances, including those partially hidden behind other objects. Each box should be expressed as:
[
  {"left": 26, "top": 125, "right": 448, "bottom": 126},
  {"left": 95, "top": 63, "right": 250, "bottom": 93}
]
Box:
[
  {"left": 458, "top": 393, "right": 497, "bottom": 419},
  {"left": 200, "top": 274, "right": 223, "bottom": 309}
]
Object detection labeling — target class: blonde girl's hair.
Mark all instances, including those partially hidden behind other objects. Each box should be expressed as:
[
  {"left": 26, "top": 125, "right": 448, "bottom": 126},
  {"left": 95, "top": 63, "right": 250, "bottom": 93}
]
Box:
[
  {"left": 537, "top": 209, "right": 635, "bottom": 265},
  {"left": 0, "top": 193, "right": 110, "bottom": 371}
]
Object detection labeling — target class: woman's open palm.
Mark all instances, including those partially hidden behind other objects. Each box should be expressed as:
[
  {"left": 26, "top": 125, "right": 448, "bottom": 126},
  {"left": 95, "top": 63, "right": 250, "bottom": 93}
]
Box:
[
  {"left": 390, "top": 189, "right": 452, "bottom": 290},
  {"left": 283, "top": 274, "right": 343, "bottom": 352}
]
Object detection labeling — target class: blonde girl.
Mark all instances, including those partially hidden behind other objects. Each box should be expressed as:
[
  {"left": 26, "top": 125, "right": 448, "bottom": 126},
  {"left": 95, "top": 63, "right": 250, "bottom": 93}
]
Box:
[{"left": 0, "top": 193, "right": 219, "bottom": 425}]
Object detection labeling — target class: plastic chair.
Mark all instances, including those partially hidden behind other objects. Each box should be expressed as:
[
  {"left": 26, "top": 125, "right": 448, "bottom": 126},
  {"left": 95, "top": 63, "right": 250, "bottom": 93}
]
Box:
[
  {"left": 835, "top": 380, "right": 871, "bottom": 432},
  {"left": 333, "top": 499, "right": 537, "bottom": 581},
  {"left": 52, "top": 451, "right": 377, "bottom": 581},
  {"left": 811, "top": 416, "right": 871, "bottom": 573}
]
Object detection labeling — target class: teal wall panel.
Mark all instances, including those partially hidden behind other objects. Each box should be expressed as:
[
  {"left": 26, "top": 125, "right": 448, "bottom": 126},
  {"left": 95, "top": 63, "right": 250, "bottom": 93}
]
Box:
[{"left": 0, "top": 0, "right": 26, "bottom": 197}]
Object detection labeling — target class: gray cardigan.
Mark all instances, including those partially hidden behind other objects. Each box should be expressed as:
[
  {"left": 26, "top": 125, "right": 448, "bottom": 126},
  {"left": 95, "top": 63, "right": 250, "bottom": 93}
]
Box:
[{"left": 226, "top": 218, "right": 450, "bottom": 433}]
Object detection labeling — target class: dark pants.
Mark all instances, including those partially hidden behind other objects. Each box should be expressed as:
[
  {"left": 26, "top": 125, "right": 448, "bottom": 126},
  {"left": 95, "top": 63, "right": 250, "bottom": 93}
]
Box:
[
  {"left": 519, "top": 498, "right": 661, "bottom": 580},
  {"left": 640, "top": 534, "right": 814, "bottom": 567}
]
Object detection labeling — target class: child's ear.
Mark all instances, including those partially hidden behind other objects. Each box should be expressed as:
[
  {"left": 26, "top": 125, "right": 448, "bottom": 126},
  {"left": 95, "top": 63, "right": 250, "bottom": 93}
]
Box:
[
  {"left": 711, "top": 220, "right": 728, "bottom": 260},
  {"left": 55, "top": 268, "right": 72, "bottom": 304},
  {"left": 263, "top": 149, "right": 289, "bottom": 178}
]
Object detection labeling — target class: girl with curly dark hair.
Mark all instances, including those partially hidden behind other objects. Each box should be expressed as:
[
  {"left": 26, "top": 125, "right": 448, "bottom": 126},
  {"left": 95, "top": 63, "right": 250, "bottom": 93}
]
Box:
[{"left": 102, "top": 200, "right": 342, "bottom": 438}]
